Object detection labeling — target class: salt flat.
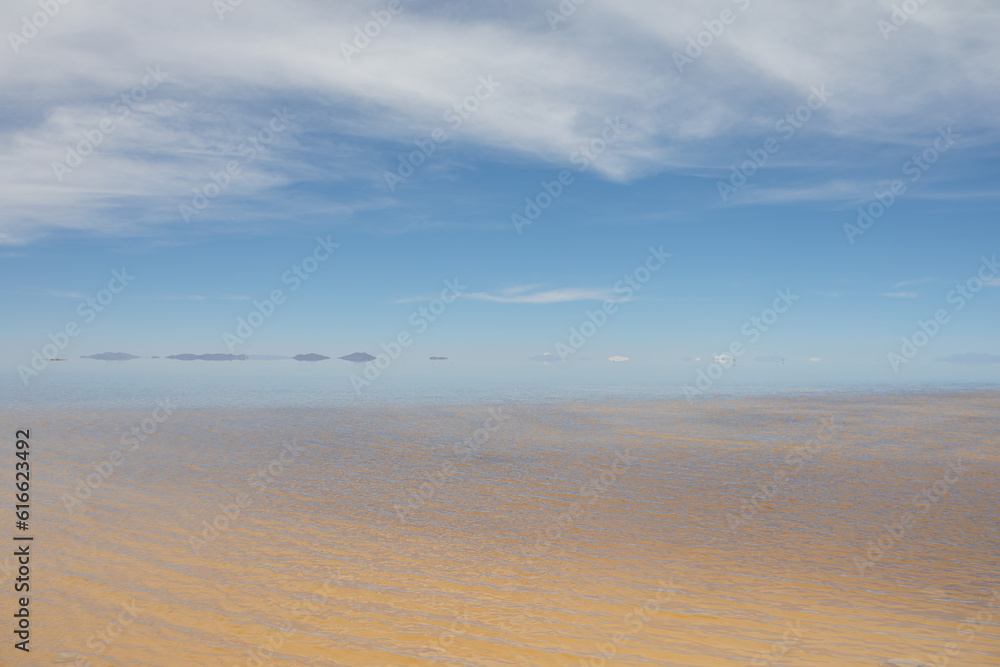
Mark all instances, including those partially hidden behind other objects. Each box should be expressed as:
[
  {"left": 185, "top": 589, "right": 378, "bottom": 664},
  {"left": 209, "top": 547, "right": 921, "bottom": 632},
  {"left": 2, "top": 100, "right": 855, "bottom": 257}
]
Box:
[{"left": 7, "top": 389, "right": 999, "bottom": 666}]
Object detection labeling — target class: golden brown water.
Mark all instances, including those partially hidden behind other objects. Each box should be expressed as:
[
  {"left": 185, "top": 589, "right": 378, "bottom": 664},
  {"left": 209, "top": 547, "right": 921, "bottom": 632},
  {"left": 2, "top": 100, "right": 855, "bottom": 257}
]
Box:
[{"left": 3, "top": 391, "right": 999, "bottom": 665}]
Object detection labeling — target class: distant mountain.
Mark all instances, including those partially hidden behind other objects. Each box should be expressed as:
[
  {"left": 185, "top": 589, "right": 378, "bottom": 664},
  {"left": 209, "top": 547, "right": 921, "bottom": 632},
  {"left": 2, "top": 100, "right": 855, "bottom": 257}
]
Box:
[
  {"left": 82, "top": 352, "right": 139, "bottom": 361},
  {"left": 294, "top": 353, "right": 330, "bottom": 361},
  {"left": 248, "top": 355, "right": 293, "bottom": 360},
  {"left": 167, "top": 353, "right": 249, "bottom": 361},
  {"left": 339, "top": 352, "right": 376, "bottom": 362},
  {"left": 429, "top": 356, "right": 448, "bottom": 360}
]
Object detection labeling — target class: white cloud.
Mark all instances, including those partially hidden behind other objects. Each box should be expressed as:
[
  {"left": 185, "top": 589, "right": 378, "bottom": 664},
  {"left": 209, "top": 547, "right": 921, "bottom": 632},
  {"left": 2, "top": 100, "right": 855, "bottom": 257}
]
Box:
[
  {"left": 33, "top": 288, "right": 87, "bottom": 299},
  {"left": 1, "top": 0, "right": 998, "bottom": 242},
  {"left": 499, "top": 284, "right": 545, "bottom": 296},
  {"left": 732, "top": 180, "right": 869, "bottom": 205},
  {"left": 464, "top": 287, "right": 619, "bottom": 304},
  {"left": 396, "top": 285, "right": 616, "bottom": 304},
  {"left": 880, "top": 291, "right": 919, "bottom": 298}
]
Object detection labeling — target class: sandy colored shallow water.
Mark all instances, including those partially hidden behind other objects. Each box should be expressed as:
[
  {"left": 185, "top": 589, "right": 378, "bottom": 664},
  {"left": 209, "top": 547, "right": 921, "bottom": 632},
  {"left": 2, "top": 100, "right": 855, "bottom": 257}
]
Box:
[{"left": 2, "top": 390, "right": 998, "bottom": 666}]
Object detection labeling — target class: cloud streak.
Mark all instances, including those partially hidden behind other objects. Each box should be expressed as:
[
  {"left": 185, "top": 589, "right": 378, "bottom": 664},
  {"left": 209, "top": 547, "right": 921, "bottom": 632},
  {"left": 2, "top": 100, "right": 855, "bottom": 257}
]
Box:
[{"left": 463, "top": 287, "right": 619, "bottom": 304}]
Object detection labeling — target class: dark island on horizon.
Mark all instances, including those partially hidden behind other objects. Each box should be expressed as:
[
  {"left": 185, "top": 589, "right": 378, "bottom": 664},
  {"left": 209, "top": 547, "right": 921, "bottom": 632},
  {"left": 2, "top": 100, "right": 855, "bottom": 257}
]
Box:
[
  {"left": 82, "top": 352, "right": 140, "bottom": 361},
  {"left": 294, "top": 353, "right": 330, "bottom": 362},
  {"left": 339, "top": 352, "right": 376, "bottom": 362},
  {"left": 76, "top": 351, "right": 442, "bottom": 364}
]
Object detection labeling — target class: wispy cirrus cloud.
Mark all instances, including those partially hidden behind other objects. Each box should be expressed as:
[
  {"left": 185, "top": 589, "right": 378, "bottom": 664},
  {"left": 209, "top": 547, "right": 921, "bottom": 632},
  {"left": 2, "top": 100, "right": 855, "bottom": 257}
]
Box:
[
  {"left": 2, "top": 0, "right": 999, "bottom": 243},
  {"left": 464, "top": 287, "right": 620, "bottom": 304},
  {"left": 498, "top": 284, "right": 545, "bottom": 296},
  {"left": 397, "top": 286, "right": 621, "bottom": 305},
  {"left": 32, "top": 288, "right": 87, "bottom": 299},
  {"left": 160, "top": 294, "right": 249, "bottom": 301},
  {"left": 730, "top": 180, "right": 868, "bottom": 205}
]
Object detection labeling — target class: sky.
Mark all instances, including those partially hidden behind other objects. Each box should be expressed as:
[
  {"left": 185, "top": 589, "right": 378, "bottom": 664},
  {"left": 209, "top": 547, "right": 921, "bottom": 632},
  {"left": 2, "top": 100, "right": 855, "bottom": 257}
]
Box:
[{"left": 1, "top": 0, "right": 999, "bottom": 390}]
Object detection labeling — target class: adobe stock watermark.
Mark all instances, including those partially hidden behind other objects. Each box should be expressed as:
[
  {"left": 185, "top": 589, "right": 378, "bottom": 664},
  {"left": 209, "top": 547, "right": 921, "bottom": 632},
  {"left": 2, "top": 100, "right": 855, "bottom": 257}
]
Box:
[
  {"left": 921, "top": 590, "right": 1000, "bottom": 667},
  {"left": 576, "top": 580, "right": 676, "bottom": 667},
  {"left": 62, "top": 400, "right": 176, "bottom": 514},
  {"left": 7, "top": 0, "right": 73, "bottom": 55},
  {"left": 223, "top": 236, "right": 340, "bottom": 353},
  {"left": 554, "top": 246, "right": 671, "bottom": 359},
  {"left": 749, "top": 620, "right": 804, "bottom": 667},
  {"left": 237, "top": 567, "right": 352, "bottom": 666},
  {"left": 59, "top": 598, "right": 139, "bottom": 667},
  {"left": 717, "top": 85, "right": 832, "bottom": 202},
  {"left": 545, "top": 0, "right": 587, "bottom": 30},
  {"left": 844, "top": 125, "right": 959, "bottom": 244},
  {"left": 69, "top": 599, "right": 141, "bottom": 667},
  {"left": 392, "top": 408, "right": 505, "bottom": 522},
  {"left": 17, "top": 268, "right": 135, "bottom": 386},
  {"left": 725, "top": 417, "right": 837, "bottom": 529},
  {"left": 384, "top": 75, "right": 501, "bottom": 191},
  {"left": 179, "top": 108, "right": 295, "bottom": 223},
  {"left": 886, "top": 254, "right": 998, "bottom": 372},
  {"left": 418, "top": 610, "right": 474, "bottom": 660},
  {"left": 877, "top": 0, "right": 933, "bottom": 40},
  {"left": 213, "top": 0, "right": 246, "bottom": 21},
  {"left": 350, "top": 278, "right": 466, "bottom": 393},
  {"left": 235, "top": 622, "right": 295, "bottom": 667},
  {"left": 286, "top": 566, "right": 350, "bottom": 620},
  {"left": 854, "top": 458, "right": 966, "bottom": 574},
  {"left": 672, "top": 0, "right": 752, "bottom": 72},
  {"left": 516, "top": 449, "right": 638, "bottom": 562},
  {"left": 52, "top": 66, "right": 167, "bottom": 182},
  {"left": 188, "top": 441, "right": 305, "bottom": 557},
  {"left": 340, "top": 0, "right": 412, "bottom": 62},
  {"left": 512, "top": 116, "right": 629, "bottom": 234},
  {"left": 684, "top": 288, "right": 799, "bottom": 399}
]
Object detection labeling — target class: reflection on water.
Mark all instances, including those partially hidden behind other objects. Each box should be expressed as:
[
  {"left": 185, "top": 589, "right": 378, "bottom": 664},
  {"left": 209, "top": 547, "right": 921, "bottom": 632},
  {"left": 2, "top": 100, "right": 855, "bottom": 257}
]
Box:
[{"left": 4, "top": 390, "right": 999, "bottom": 665}]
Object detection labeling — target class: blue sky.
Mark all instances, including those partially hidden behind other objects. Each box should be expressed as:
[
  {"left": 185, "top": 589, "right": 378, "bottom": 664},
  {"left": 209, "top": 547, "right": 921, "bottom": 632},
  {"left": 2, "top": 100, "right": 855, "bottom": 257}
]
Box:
[{"left": 1, "top": 0, "right": 998, "bottom": 388}]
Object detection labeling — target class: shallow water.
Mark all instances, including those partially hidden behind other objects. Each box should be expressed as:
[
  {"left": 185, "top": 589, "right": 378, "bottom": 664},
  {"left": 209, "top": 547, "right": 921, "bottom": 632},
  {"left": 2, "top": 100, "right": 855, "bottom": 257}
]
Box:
[{"left": 3, "top": 389, "right": 999, "bottom": 665}]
